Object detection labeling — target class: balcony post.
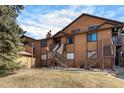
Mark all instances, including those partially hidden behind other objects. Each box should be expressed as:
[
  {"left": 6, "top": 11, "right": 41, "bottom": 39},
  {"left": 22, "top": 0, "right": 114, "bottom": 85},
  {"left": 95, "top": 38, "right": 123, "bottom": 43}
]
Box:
[{"left": 101, "top": 40, "right": 104, "bottom": 70}]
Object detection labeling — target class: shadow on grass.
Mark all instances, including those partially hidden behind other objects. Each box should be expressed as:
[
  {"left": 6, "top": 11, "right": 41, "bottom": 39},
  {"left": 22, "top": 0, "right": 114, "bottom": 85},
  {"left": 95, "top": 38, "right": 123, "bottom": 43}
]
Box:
[{"left": 0, "top": 70, "right": 16, "bottom": 77}]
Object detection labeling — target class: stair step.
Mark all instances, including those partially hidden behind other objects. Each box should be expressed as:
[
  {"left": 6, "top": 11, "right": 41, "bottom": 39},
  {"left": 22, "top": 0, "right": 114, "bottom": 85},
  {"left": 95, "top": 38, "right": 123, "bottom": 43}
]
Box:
[{"left": 53, "top": 50, "right": 68, "bottom": 68}]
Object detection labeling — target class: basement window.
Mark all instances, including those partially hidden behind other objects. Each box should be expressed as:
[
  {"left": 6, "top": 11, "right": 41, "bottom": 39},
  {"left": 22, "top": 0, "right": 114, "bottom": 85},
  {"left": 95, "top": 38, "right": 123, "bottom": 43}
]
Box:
[
  {"left": 41, "top": 54, "right": 47, "bottom": 60},
  {"left": 41, "top": 39, "right": 47, "bottom": 48},
  {"left": 87, "top": 32, "right": 97, "bottom": 42},
  {"left": 67, "top": 53, "right": 74, "bottom": 60},
  {"left": 87, "top": 51, "right": 97, "bottom": 58},
  {"left": 67, "top": 37, "right": 74, "bottom": 44}
]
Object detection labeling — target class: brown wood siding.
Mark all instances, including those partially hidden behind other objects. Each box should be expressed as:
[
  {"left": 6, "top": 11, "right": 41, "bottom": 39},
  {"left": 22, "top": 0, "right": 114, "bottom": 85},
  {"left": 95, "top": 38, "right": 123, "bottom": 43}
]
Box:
[
  {"left": 98, "top": 29, "right": 112, "bottom": 48},
  {"left": 22, "top": 14, "right": 123, "bottom": 69},
  {"left": 47, "top": 38, "right": 53, "bottom": 49},
  {"left": 61, "top": 37, "right": 66, "bottom": 43},
  {"left": 87, "top": 42, "right": 97, "bottom": 51},
  {"left": 75, "top": 34, "right": 87, "bottom": 67},
  {"left": 33, "top": 41, "right": 42, "bottom": 67},
  {"left": 66, "top": 44, "right": 75, "bottom": 67},
  {"left": 57, "top": 15, "right": 109, "bottom": 36},
  {"left": 98, "top": 29, "right": 112, "bottom": 68},
  {"left": 24, "top": 45, "right": 32, "bottom": 54}
]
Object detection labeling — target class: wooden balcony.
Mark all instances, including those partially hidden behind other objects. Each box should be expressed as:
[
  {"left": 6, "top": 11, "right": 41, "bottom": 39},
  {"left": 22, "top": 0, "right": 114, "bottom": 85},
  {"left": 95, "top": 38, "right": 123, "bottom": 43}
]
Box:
[{"left": 112, "top": 35, "right": 124, "bottom": 45}]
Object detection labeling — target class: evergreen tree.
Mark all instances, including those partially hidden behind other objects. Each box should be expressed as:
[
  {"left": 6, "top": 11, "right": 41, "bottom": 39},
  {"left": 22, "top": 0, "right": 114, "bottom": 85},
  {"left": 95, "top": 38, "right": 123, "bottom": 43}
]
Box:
[{"left": 0, "top": 5, "right": 25, "bottom": 74}]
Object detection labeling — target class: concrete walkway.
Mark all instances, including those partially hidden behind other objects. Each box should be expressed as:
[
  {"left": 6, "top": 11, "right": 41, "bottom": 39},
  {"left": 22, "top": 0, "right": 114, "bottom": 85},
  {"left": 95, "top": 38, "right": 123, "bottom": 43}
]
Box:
[{"left": 115, "top": 66, "right": 124, "bottom": 80}]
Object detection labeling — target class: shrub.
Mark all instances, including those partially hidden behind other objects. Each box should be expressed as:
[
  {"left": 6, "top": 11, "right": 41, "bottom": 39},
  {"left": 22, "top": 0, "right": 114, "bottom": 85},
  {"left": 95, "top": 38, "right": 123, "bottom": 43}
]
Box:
[{"left": 0, "top": 59, "right": 23, "bottom": 75}]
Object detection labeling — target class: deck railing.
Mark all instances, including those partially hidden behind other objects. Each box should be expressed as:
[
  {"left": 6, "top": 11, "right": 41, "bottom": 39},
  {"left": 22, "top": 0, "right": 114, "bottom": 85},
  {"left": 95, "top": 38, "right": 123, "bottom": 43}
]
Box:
[
  {"left": 112, "top": 35, "right": 124, "bottom": 45},
  {"left": 85, "top": 47, "right": 103, "bottom": 69}
]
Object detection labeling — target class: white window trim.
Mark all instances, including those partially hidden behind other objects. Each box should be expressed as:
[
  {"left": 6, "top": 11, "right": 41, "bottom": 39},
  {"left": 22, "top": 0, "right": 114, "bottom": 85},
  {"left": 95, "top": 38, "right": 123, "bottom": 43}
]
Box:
[
  {"left": 67, "top": 52, "right": 74, "bottom": 60},
  {"left": 41, "top": 54, "right": 47, "bottom": 60}
]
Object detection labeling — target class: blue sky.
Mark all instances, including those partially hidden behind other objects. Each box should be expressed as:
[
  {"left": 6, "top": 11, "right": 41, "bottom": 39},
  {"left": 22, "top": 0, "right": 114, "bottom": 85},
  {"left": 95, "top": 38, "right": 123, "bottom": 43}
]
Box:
[{"left": 17, "top": 5, "right": 124, "bottom": 39}]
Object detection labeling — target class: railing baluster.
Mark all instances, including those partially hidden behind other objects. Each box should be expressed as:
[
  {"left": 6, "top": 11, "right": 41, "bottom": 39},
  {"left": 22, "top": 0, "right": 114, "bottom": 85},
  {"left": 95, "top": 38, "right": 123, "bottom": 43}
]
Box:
[{"left": 52, "top": 51, "right": 68, "bottom": 68}]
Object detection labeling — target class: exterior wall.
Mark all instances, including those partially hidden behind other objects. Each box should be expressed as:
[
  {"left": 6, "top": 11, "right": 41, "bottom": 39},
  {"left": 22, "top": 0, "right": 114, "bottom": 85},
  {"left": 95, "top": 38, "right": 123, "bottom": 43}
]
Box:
[
  {"left": 46, "top": 38, "right": 53, "bottom": 67},
  {"left": 61, "top": 36, "right": 75, "bottom": 67},
  {"left": 33, "top": 40, "right": 42, "bottom": 67},
  {"left": 24, "top": 45, "right": 32, "bottom": 54},
  {"left": 47, "top": 38, "right": 53, "bottom": 49},
  {"left": 22, "top": 37, "right": 34, "bottom": 43},
  {"left": 61, "top": 37, "right": 66, "bottom": 43},
  {"left": 22, "top": 14, "right": 123, "bottom": 69},
  {"left": 104, "top": 58, "right": 112, "bottom": 68},
  {"left": 75, "top": 34, "right": 87, "bottom": 67},
  {"left": 63, "top": 15, "right": 105, "bottom": 34},
  {"left": 17, "top": 55, "right": 35, "bottom": 68},
  {"left": 87, "top": 42, "right": 97, "bottom": 51},
  {"left": 98, "top": 29, "right": 112, "bottom": 47},
  {"left": 51, "top": 15, "right": 114, "bottom": 69},
  {"left": 98, "top": 29, "right": 112, "bottom": 68},
  {"left": 66, "top": 44, "right": 75, "bottom": 67},
  {"left": 99, "top": 24, "right": 114, "bottom": 29},
  {"left": 38, "top": 38, "right": 53, "bottom": 67},
  {"left": 46, "top": 16, "right": 114, "bottom": 68},
  {"left": 23, "top": 29, "right": 113, "bottom": 69}
]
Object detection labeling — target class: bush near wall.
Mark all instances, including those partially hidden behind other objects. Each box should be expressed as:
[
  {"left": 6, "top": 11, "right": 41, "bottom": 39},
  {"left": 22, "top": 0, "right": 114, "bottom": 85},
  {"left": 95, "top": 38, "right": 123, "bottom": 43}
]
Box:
[{"left": 0, "top": 60, "right": 23, "bottom": 76}]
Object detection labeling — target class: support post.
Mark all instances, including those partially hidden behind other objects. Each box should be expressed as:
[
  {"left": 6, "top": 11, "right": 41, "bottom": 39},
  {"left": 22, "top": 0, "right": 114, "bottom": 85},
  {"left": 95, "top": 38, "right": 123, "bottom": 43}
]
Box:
[
  {"left": 31, "top": 43, "right": 34, "bottom": 68},
  {"left": 112, "top": 46, "right": 116, "bottom": 71},
  {"left": 84, "top": 53, "right": 87, "bottom": 69},
  {"left": 102, "top": 40, "right": 104, "bottom": 70}
]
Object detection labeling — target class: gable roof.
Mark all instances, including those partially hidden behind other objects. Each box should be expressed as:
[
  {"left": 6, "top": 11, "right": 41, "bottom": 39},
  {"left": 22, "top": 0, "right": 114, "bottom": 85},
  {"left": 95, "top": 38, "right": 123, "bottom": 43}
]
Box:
[
  {"left": 20, "top": 35, "right": 36, "bottom": 41},
  {"left": 53, "top": 13, "right": 124, "bottom": 38}
]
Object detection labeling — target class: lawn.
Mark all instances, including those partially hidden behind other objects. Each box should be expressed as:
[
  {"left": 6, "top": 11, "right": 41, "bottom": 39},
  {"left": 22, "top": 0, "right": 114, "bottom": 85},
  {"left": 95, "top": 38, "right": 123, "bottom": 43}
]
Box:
[{"left": 0, "top": 69, "right": 124, "bottom": 88}]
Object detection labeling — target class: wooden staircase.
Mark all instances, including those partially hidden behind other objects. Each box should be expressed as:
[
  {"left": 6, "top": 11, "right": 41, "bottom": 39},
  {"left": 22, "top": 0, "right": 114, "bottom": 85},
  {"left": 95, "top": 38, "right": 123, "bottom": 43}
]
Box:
[
  {"left": 53, "top": 51, "right": 68, "bottom": 68},
  {"left": 50, "top": 43, "right": 68, "bottom": 68}
]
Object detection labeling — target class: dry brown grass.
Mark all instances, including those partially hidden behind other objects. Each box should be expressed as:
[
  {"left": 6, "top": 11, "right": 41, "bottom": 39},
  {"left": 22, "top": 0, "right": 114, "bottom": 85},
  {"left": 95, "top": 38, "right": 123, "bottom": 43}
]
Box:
[{"left": 0, "top": 69, "right": 124, "bottom": 88}]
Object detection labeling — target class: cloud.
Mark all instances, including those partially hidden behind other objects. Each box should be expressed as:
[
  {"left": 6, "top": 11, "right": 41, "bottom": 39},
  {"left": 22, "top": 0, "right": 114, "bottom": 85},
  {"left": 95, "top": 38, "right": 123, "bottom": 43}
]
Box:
[
  {"left": 17, "top": 5, "right": 124, "bottom": 39},
  {"left": 95, "top": 6, "right": 124, "bottom": 21},
  {"left": 17, "top": 5, "right": 84, "bottom": 39}
]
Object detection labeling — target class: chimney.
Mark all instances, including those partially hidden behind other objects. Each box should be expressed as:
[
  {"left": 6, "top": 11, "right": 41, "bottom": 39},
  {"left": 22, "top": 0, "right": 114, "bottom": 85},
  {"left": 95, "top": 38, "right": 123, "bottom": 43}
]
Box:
[{"left": 46, "top": 30, "right": 52, "bottom": 38}]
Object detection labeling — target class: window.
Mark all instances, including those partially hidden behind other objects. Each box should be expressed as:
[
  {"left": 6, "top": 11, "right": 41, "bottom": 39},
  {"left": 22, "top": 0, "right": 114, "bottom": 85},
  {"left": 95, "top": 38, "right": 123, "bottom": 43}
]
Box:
[
  {"left": 41, "top": 39, "right": 47, "bottom": 48},
  {"left": 88, "top": 25, "right": 99, "bottom": 30},
  {"left": 72, "top": 29, "right": 80, "bottom": 34},
  {"left": 67, "top": 53, "right": 74, "bottom": 60},
  {"left": 87, "top": 51, "right": 97, "bottom": 58},
  {"left": 67, "top": 37, "right": 74, "bottom": 44},
  {"left": 87, "top": 32, "right": 97, "bottom": 42},
  {"left": 41, "top": 54, "right": 47, "bottom": 60}
]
